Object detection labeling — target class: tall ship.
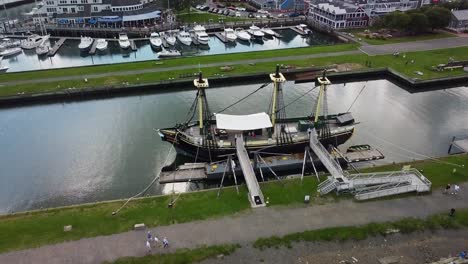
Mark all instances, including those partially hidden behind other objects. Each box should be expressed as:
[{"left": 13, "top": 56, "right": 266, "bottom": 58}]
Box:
[{"left": 158, "top": 67, "right": 355, "bottom": 161}]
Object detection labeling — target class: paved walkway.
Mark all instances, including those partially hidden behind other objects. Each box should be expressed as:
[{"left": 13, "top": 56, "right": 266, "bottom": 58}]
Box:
[
  {"left": 1, "top": 183, "right": 467, "bottom": 264},
  {"left": 0, "top": 50, "right": 361, "bottom": 87},
  {"left": 360, "top": 37, "right": 468, "bottom": 55}
]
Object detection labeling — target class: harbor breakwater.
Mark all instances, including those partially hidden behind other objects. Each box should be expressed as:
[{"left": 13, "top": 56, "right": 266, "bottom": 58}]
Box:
[{"left": 1, "top": 67, "right": 468, "bottom": 107}]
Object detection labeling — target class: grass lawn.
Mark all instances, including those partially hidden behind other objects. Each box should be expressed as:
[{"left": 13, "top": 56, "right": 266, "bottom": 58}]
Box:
[
  {"left": 177, "top": 13, "right": 247, "bottom": 23},
  {"left": 253, "top": 209, "right": 468, "bottom": 249},
  {"left": 105, "top": 244, "right": 240, "bottom": 264},
  {"left": 2, "top": 44, "right": 468, "bottom": 97},
  {"left": 363, "top": 31, "right": 455, "bottom": 45},
  {"left": 0, "top": 154, "right": 467, "bottom": 253}
]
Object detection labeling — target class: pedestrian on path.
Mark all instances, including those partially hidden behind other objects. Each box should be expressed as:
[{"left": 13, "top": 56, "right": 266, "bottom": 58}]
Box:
[
  {"left": 154, "top": 236, "right": 160, "bottom": 247},
  {"left": 444, "top": 184, "right": 451, "bottom": 194},
  {"left": 147, "top": 231, "right": 152, "bottom": 241},
  {"left": 163, "top": 237, "right": 169, "bottom": 248},
  {"left": 146, "top": 240, "right": 152, "bottom": 253},
  {"left": 453, "top": 184, "right": 460, "bottom": 195},
  {"left": 450, "top": 208, "right": 456, "bottom": 217}
]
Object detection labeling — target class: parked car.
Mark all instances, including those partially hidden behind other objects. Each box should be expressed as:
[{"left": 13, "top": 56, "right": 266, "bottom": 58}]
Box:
[
  {"left": 248, "top": 12, "right": 254, "bottom": 18},
  {"left": 258, "top": 9, "right": 269, "bottom": 14},
  {"left": 236, "top": 7, "right": 246, "bottom": 11},
  {"left": 289, "top": 12, "right": 300, "bottom": 17},
  {"left": 201, "top": 6, "right": 209, "bottom": 11},
  {"left": 217, "top": 9, "right": 224, "bottom": 14},
  {"left": 235, "top": 11, "right": 241, "bottom": 17},
  {"left": 217, "top": 3, "right": 225, "bottom": 8},
  {"left": 196, "top": 5, "right": 202, "bottom": 9},
  {"left": 227, "top": 6, "right": 236, "bottom": 10},
  {"left": 224, "top": 10, "right": 230, "bottom": 15}
]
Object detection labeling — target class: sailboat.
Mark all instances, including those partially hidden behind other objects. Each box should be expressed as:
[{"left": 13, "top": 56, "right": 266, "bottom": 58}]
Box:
[
  {"left": 158, "top": 67, "right": 356, "bottom": 161},
  {"left": 22, "top": 6, "right": 50, "bottom": 50}
]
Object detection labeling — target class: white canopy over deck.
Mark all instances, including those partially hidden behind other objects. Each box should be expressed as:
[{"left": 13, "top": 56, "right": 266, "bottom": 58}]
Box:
[{"left": 215, "top": 112, "right": 272, "bottom": 131}]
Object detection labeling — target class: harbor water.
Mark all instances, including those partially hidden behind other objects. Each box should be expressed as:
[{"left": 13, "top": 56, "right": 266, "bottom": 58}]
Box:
[
  {"left": 1, "top": 80, "right": 468, "bottom": 213},
  {"left": 1, "top": 29, "right": 338, "bottom": 72}
]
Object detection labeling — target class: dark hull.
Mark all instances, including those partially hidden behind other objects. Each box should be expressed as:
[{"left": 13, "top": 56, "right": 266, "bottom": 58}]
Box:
[{"left": 161, "top": 128, "right": 354, "bottom": 161}]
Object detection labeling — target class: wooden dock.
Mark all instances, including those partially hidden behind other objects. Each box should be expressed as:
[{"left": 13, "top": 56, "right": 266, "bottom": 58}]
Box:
[
  {"left": 159, "top": 163, "right": 208, "bottom": 183},
  {"left": 160, "top": 34, "right": 169, "bottom": 48},
  {"left": 47, "top": 37, "right": 66, "bottom": 56},
  {"left": 214, "top": 32, "right": 229, "bottom": 43},
  {"left": 88, "top": 39, "right": 98, "bottom": 55},
  {"left": 130, "top": 40, "right": 137, "bottom": 51}
]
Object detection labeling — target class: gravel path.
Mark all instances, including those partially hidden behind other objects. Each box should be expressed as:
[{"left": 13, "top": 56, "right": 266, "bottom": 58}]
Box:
[
  {"left": 360, "top": 37, "right": 468, "bottom": 55},
  {"left": 0, "top": 183, "right": 467, "bottom": 264}
]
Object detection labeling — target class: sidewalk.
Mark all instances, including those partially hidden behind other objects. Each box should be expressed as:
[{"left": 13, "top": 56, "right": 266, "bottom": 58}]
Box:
[
  {"left": 360, "top": 37, "right": 468, "bottom": 55},
  {"left": 1, "top": 183, "right": 467, "bottom": 264}
]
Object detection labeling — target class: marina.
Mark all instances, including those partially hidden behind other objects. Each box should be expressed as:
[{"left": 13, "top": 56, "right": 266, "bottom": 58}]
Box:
[
  {"left": 0, "top": 27, "right": 337, "bottom": 72},
  {"left": 1, "top": 78, "right": 468, "bottom": 213}
]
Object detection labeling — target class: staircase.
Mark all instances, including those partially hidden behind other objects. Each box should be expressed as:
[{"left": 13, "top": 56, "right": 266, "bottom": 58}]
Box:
[{"left": 317, "top": 177, "right": 337, "bottom": 195}]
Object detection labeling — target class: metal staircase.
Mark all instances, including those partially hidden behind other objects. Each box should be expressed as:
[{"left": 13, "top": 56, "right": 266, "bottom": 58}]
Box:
[{"left": 317, "top": 177, "right": 337, "bottom": 195}]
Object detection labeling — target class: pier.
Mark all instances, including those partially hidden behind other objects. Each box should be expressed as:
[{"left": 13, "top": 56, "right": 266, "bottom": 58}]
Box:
[
  {"left": 214, "top": 32, "right": 229, "bottom": 43},
  {"left": 88, "top": 40, "right": 99, "bottom": 55},
  {"left": 47, "top": 37, "right": 66, "bottom": 57}
]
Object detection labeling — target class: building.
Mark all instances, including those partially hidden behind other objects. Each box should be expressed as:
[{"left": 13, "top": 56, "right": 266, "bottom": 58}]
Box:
[
  {"left": 248, "top": 0, "right": 306, "bottom": 11},
  {"left": 307, "top": 0, "right": 427, "bottom": 29},
  {"left": 34, "top": 0, "right": 162, "bottom": 27},
  {"left": 308, "top": 0, "right": 369, "bottom": 29},
  {"left": 449, "top": 9, "right": 468, "bottom": 32}
]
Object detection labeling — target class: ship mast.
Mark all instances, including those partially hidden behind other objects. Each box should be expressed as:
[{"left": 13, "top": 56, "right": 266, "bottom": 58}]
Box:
[
  {"left": 314, "top": 71, "right": 331, "bottom": 124},
  {"left": 193, "top": 72, "right": 210, "bottom": 135},
  {"left": 269, "top": 65, "right": 286, "bottom": 130}
]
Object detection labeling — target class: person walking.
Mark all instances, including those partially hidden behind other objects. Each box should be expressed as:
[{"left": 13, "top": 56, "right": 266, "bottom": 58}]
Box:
[
  {"left": 147, "top": 231, "right": 152, "bottom": 241},
  {"left": 146, "top": 240, "right": 152, "bottom": 253},
  {"left": 154, "top": 235, "right": 160, "bottom": 247},
  {"left": 453, "top": 184, "right": 460, "bottom": 195},
  {"left": 444, "top": 184, "right": 451, "bottom": 194},
  {"left": 163, "top": 237, "right": 169, "bottom": 248}
]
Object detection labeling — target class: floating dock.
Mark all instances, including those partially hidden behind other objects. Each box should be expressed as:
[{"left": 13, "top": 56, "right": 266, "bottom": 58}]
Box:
[
  {"left": 88, "top": 40, "right": 99, "bottom": 55},
  {"left": 129, "top": 40, "right": 137, "bottom": 51},
  {"left": 289, "top": 26, "right": 308, "bottom": 36},
  {"left": 47, "top": 37, "right": 66, "bottom": 56},
  {"left": 448, "top": 135, "right": 468, "bottom": 154},
  {"left": 214, "top": 32, "right": 229, "bottom": 43}
]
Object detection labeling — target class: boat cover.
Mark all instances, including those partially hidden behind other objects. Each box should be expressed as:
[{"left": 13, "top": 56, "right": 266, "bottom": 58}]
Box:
[{"left": 216, "top": 112, "right": 272, "bottom": 131}]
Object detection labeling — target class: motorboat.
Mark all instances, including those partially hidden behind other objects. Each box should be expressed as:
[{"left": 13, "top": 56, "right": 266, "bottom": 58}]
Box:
[
  {"left": 96, "top": 39, "right": 108, "bottom": 51},
  {"left": 78, "top": 36, "right": 93, "bottom": 51},
  {"left": 177, "top": 29, "right": 192, "bottom": 46},
  {"left": 296, "top": 24, "right": 311, "bottom": 35},
  {"left": 247, "top": 25, "right": 264, "bottom": 38},
  {"left": 0, "top": 38, "right": 20, "bottom": 49},
  {"left": 36, "top": 41, "right": 50, "bottom": 56},
  {"left": 164, "top": 31, "right": 177, "bottom": 46},
  {"left": 193, "top": 25, "right": 209, "bottom": 45},
  {"left": 157, "top": 49, "right": 181, "bottom": 58},
  {"left": 0, "top": 58, "right": 8, "bottom": 73},
  {"left": 149, "top": 32, "right": 162, "bottom": 49},
  {"left": 223, "top": 28, "right": 237, "bottom": 42},
  {"left": 20, "top": 34, "right": 50, "bottom": 50},
  {"left": 261, "top": 27, "right": 275, "bottom": 37},
  {"left": 235, "top": 28, "right": 251, "bottom": 41},
  {"left": 0, "top": 47, "right": 22, "bottom": 57},
  {"left": 118, "top": 33, "right": 131, "bottom": 49}
]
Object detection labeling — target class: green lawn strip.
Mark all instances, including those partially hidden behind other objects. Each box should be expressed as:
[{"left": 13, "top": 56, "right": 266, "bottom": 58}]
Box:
[
  {"left": 253, "top": 210, "right": 468, "bottom": 250},
  {"left": 177, "top": 13, "right": 248, "bottom": 23},
  {"left": 105, "top": 244, "right": 240, "bottom": 264},
  {"left": 363, "top": 32, "right": 455, "bottom": 45},
  {"left": 360, "top": 154, "right": 468, "bottom": 188},
  {"left": 0, "top": 44, "right": 358, "bottom": 84}
]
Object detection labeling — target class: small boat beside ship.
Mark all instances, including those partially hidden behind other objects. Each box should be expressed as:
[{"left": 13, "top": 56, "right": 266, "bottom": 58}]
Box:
[
  {"left": 235, "top": 28, "right": 251, "bottom": 41},
  {"left": 223, "top": 28, "right": 237, "bottom": 42},
  {"left": 157, "top": 49, "right": 181, "bottom": 58},
  {"left": 162, "top": 30, "right": 177, "bottom": 46},
  {"left": 177, "top": 29, "right": 192, "bottom": 46},
  {"left": 247, "top": 25, "right": 264, "bottom": 38},
  {"left": 20, "top": 34, "right": 49, "bottom": 50},
  {"left": 261, "top": 27, "right": 275, "bottom": 37},
  {"left": 0, "top": 47, "right": 22, "bottom": 57}
]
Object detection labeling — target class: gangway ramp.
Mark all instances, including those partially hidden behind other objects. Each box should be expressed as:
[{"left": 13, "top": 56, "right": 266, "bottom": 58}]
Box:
[
  {"left": 309, "top": 128, "right": 348, "bottom": 194},
  {"left": 236, "top": 136, "right": 266, "bottom": 208}
]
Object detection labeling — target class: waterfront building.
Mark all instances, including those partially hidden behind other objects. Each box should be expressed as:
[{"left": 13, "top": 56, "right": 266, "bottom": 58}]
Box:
[
  {"left": 248, "top": 0, "right": 307, "bottom": 11},
  {"left": 33, "top": 0, "right": 161, "bottom": 27},
  {"left": 448, "top": 9, "right": 468, "bottom": 32},
  {"left": 307, "top": 0, "right": 428, "bottom": 29}
]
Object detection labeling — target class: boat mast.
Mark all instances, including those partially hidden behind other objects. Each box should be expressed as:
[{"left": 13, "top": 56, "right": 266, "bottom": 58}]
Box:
[
  {"left": 269, "top": 65, "right": 286, "bottom": 129},
  {"left": 314, "top": 71, "right": 331, "bottom": 124},
  {"left": 194, "top": 72, "right": 209, "bottom": 135}
]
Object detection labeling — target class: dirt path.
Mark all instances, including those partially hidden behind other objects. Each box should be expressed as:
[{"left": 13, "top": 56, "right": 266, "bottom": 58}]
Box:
[{"left": 0, "top": 183, "right": 466, "bottom": 264}]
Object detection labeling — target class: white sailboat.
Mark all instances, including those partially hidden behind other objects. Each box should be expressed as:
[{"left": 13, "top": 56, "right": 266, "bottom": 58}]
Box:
[
  {"left": 118, "top": 33, "right": 131, "bottom": 49},
  {"left": 36, "top": 40, "right": 50, "bottom": 55},
  {"left": 96, "top": 39, "right": 108, "bottom": 51},
  {"left": 164, "top": 31, "right": 177, "bottom": 46},
  {"left": 21, "top": 34, "right": 50, "bottom": 49},
  {"left": 235, "top": 28, "right": 251, "bottom": 41},
  {"left": 193, "top": 25, "right": 209, "bottom": 45},
  {"left": 149, "top": 32, "right": 162, "bottom": 49},
  {"left": 223, "top": 28, "right": 237, "bottom": 42},
  {"left": 177, "top": 29, "right": 192, "bottom": 46},
  {"left": 261, "top": 27, "right": 275, "bottom": 37}
]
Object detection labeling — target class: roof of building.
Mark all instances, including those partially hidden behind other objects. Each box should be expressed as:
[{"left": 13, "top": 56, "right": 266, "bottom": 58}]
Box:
[
  {"left": 111, "top": 0, "right": 140, "bottom": 6},
  {"left": 452, "top": 9, "right": 468, "bottom": 21},
  {"left": 311, "top": 0, "right": 361, "bottom": 13}
]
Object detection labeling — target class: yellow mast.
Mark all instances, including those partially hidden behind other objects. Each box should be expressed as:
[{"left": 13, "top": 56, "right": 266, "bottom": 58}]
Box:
[
  {"left": 269, "top": 65, "right": 286, "bottom": 127},
  {"left": 193, "top": 73, "right": 209, "bottom": 133},
  {"left": 315, "top": 73, "right": 331, "bottom": 123}
]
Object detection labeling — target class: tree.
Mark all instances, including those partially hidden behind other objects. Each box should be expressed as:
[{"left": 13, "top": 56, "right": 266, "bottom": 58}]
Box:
[
  {"left": 425, "top": 7, "right": 451, "bottom": 30},
  {"left": 382, "top": 11, "right": 411, "bottom": 30},
  {"left": 408, "top": 13, "right": 429, "bottom": 34}
]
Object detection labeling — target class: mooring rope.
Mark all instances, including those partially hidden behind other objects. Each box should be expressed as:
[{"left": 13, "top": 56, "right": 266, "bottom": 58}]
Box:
[{"left": 113, "top": 133, "right": 177, "bottom": 215}]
